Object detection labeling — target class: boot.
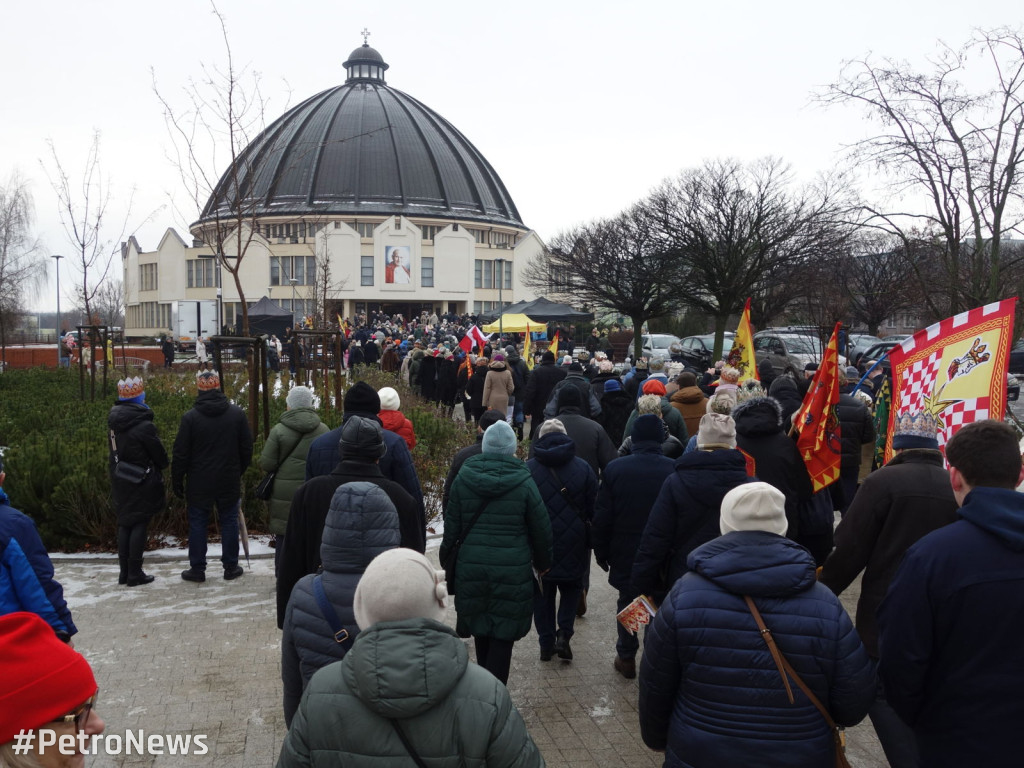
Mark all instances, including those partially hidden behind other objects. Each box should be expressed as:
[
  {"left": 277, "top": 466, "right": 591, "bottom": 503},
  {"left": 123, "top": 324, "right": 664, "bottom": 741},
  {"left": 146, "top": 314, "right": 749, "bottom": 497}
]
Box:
[
  {"left": 576, "top": 589, "right": 588, "bottom": 617},
  {"left": 118, "top": 557, "right": 128, "bottom": 586},
  {"left": 554, "top": 630, "right": 573, "bottom": 661},
  {"left": 126, "top": 560, "right": 154, "bottom": 587},
  {"left": 515, "top": 423, "right": 524, "bottom": 441}
]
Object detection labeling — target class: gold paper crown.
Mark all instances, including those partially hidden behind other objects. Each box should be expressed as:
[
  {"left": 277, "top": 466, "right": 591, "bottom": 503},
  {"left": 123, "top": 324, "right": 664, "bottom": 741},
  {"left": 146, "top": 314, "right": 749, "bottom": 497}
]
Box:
[
  {"left": 117, "top": 376, "right": 145, "bottom": 400},
  {"left": 196, "top": 370, "right": 221, "bottom": 391}
]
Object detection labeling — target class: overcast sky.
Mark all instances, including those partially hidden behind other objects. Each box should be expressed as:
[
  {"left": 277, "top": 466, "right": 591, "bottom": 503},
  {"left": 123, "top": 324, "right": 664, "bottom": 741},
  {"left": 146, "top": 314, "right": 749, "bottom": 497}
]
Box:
[{"left": 4, "top": 0, "right": 1020, "bottom": 310}]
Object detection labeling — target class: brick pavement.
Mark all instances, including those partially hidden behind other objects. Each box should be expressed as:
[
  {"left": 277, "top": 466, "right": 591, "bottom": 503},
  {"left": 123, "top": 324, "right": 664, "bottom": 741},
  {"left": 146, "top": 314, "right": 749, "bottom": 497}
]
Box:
[{"left": 56, "top": 549, "right": 887, "bottom": 767}]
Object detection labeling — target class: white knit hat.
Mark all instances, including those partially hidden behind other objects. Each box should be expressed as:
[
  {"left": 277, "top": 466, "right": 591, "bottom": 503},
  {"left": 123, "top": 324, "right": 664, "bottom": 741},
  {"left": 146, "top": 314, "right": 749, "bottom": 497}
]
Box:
[
  {"left": 697, "top": 413, "right": 736, "bottom": 450},
  {"left": 719, "top": 482, "right": 788, "bottom": 537},
  {"left": 353, "top": 549, "right": 447, "bottom": 630},
  {"left": 378, "top": 386, "right": 401, "bottom": 412}
]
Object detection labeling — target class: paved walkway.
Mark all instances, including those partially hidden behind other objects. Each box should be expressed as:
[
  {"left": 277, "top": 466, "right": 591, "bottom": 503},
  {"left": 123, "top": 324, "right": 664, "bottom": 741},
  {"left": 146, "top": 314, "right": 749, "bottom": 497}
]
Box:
[{"left": 58, "top": 549, "right": 887, "bottom": 767}]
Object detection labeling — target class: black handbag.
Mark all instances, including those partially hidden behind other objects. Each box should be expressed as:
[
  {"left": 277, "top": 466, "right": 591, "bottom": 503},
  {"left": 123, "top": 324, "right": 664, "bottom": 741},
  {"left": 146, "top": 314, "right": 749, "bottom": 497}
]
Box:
[
  {"left": 441, "top": 501, "right": 490, "bottom": 596},
  {"left": 256, "top": 431, "right": 304, "bottom": 501},
  {"left": 109, "top": 430, "right": 150, "bottom": 485}
]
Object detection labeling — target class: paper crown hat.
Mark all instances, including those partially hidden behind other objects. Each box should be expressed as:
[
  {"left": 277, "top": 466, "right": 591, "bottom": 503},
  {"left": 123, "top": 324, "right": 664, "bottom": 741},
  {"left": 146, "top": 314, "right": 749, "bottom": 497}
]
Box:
[{"left": 117, "top": 376, "right": 145, "bottom": 400}]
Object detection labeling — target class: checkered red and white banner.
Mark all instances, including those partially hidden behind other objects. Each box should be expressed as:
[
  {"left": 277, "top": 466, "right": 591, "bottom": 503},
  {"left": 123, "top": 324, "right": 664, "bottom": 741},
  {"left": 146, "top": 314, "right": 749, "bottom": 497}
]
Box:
[{"left": 885, "top": 298, "right": 1016, "bottom": 462}]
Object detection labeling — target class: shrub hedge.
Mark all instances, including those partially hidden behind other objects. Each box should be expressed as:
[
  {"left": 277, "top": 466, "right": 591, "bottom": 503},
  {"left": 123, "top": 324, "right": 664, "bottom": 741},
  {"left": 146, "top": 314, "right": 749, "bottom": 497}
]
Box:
[{"left": 0, "top": 366, "right": 476, "bottom": 551}]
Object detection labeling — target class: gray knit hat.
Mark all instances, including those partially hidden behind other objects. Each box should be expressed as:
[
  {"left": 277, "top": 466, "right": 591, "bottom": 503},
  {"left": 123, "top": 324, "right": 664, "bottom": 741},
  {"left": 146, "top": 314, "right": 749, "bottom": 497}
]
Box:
[
  {"left": 353, "top": 549, "right": 447, "bottom": 630},
  {"left": 339, "top": 415, "right": 387, "bottom": 459},
  {"left": 286, "top": 385, "right": 314, "bottom": 409},
  {"left": 482, "top": 420, "right": 518, "bottom": 455},
  {"left": 697, "top": 413, "right": 737, "bottom": 450}
]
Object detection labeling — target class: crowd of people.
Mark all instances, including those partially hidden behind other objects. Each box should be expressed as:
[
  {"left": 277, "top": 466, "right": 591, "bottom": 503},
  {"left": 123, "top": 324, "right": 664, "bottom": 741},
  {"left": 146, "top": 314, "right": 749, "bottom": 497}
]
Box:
[{"left": 2, "top": 321, "right": 1024, "bottom": 767}]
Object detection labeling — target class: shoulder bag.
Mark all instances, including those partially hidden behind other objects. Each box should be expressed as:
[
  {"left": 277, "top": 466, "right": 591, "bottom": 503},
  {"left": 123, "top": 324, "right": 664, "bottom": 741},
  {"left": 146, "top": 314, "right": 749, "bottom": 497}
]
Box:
[
  {"left": 547, "top": 464, "right": 592, "bottom": 549},
  {"left": 744, "top": 595, "right": 851, "bottom": 768},
  {"left": 441, "top": 501, "right": 490, "bottom": 596},
  {"left": 109, "top": 430, "right": 151, "bottom": 485},
  {"left": 389, "top": 719, "right": 429, "bottom": 768},
  {"left": 256, "top": 430, "right": 304, "bottom": 501},
  {"left": 311, "top": 574, "right": 355, "bottom": 652}
]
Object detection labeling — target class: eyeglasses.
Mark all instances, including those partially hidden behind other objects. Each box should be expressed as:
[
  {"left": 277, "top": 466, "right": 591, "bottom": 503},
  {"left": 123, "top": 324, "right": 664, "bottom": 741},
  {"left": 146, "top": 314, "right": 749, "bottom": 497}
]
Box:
[{"left": 51, "top": 691, "right": 98, "bottom": 730}]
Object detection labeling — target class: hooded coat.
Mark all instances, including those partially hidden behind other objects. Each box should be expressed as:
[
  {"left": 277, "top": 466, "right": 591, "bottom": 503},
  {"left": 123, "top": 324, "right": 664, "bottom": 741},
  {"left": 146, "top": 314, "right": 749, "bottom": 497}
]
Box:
[
  {"left": 108, "top": 401, "right": 170, "bottom": 527},
  {"left": 631, "top": 449, "right": 752, "bottom": 599},
  {"left": 732, "top": 396, "right": 812, "bottom": 539},
  {"left": 543, "top": 372, "right": 602, "bottom": 419},
  {"left": 768, "top": 376, "right": 802, "bottom": 427},
  {"left": 258, "top": 407, "right": 329, "bottom": 535},
  {"left": 420, "top": 353, "right": 438, "bottom": 402},
  {"left": 466, "top": 358, "right": 491, "bottom": 415},
  {"left": 623, "top": 400, "right": 689, "bottom": 444},
  {"left": 171, "top": 390, "right": 253, "bottom": 506},
  {"left": 527, "top": 433, "right": 598, "bottom": 582},
  {"left": 482, "top": 359, "right": 515, "bottom": 414},
  {"left": 437, "top": 356, "right": 459, "bottom": 407},
  {"left": 521, "top": 359, "right": 566, "bottom": 419},
  {"left": 596, "top": 388, "right": 635, "bottom": 446},
  {"left": 280, "top": 483, "right": 400, "bottom": 727},
  {"left": 543, "top": 389, "right": 619, "bottom": 477},
  {"left": 440, "top": 454, "right": 552, "bottom": 641},
  {"left": 379, "top": 409, "right": 416, "bottom": 450},
  {"left": 593, "top": 439, "right": 676, "bottom": 592},
  {"left": 277, "top": 618, "right": 544, "bottom": 768},
  {"left": 669, "top": 386, "right": 708, "bottom": 439},
  {"left": 878, "top": 487, "right": 1024, "bottom": 767},
  {"left": 639, "top": 532, "right": 875, "bottom": 767}
]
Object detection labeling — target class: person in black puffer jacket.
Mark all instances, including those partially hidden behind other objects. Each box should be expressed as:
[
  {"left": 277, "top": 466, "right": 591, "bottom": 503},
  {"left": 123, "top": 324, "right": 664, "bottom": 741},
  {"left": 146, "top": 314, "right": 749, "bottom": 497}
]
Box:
[
  {"left": 280, "top": 482, "right": 399, "bottom": 727},
  {"left": 108, "top": 376, "right": 169, "bottom": 586},
  {"left": 171, "top": 370, "right": 253, "bottom": 583},
  {"left": 597, "top": 379, "right": 634, "bottom": 446},
  {"left": 631, "top": 412, "right": 752, "bottom": 602},
  {"left": 527, "top": 420, "right": 598, "bottom": 662},
  {"left": 639, "top": 482, "right": 875, "bottom": 767},
  {"left": 836, "top": 371, "right": 875, "bottom": 513},
  {"left": 593, "top": 415, "right": 676, "bottom": 679},
  {"left": 732, "top": 396, "right": 812, "bottom": 541}
]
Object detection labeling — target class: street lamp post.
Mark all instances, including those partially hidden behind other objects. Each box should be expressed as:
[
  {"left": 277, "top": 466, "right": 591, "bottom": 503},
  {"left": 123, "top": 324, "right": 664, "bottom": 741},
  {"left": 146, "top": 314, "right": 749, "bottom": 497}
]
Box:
[
  {"left": 52, "top": 254, "right": 63, "bottom": 367},
  {"left": 495, "top": 258, "right": 506, "bottom": 342},
  {"left": 289, "top": 278, "right": 299, "bottom": 328},
  {"left": 197, "top": 253, "right": 223, "bottom": 334}
]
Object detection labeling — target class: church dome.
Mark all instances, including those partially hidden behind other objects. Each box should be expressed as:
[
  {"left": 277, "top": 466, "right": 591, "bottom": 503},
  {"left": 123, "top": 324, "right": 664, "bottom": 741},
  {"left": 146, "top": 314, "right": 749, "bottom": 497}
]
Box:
[{"left": 196, "top": 43, "right": 525, "bottom": 230}]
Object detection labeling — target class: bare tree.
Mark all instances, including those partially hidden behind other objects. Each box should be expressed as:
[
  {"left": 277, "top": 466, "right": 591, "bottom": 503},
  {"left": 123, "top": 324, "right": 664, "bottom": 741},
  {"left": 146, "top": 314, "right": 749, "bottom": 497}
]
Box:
[
  {"left": 153, "top": 2, "right": 271, "bottom": 336},
  {"left": 43, "top": 133, "right": 132, "bottom": 328},
  {"left": 822, "top": 27, "right": 1024, "bottom": 315},
  {"left": 90, "top": 278, "right": 125, "bottom": 327},
  {"left": 0, "top": 174, "right": 46, "bottom": 363},
  {"left": 523, "top": 206, "right": 681, "bottom": 359},
  {"left": 646, "top": 157, "right": 856, "bottom": 360},
  {"left": 835, "top": 233, "right": 922, "bottom": 335}
]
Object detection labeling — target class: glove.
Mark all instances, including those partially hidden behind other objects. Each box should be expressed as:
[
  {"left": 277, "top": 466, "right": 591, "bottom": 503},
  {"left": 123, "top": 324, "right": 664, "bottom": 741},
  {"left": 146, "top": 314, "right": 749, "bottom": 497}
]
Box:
[{"left": 596, "top": 558, "right": 610, "bottom": 573}]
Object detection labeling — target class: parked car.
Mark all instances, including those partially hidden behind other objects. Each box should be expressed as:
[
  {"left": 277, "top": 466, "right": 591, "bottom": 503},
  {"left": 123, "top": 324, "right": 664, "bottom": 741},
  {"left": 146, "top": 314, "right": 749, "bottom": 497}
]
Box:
[
  {"left": 674, "top": 332, "right": 735, "bottom": 370},
  {"left": 859, "top": 340, "right": 901, "bottom": 374},
  {"left": 847, "top": 333, "right": 883, "bottom": 367},
  {"left": 753, "top": 331, "right": 850, "bottom": 377},
  {"left": 641, "top": 333, "right": 682, "bottom": 360},
  {"left": 1009, "top": 340, "right": 1024, "bottom": 375}
]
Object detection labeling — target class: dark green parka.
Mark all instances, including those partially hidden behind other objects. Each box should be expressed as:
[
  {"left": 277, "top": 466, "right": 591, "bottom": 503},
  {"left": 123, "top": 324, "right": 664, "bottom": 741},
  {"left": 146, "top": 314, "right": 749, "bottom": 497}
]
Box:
[
  {"left": 440, "top": 454, "right": 552, "bottom": 641},
  {"left": 259, "top": 407, "right": 329, "bottom": 535}
]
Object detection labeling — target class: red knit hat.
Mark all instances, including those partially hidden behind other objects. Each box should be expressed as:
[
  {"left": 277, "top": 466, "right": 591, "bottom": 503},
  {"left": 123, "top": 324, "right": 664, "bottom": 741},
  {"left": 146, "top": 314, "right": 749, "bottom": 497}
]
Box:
[
  {"left": 0, "top": 613, "right": 97, "bottom": 743},
  {"left": 642, "top": 379, "right": 667, "bottom": 396}
]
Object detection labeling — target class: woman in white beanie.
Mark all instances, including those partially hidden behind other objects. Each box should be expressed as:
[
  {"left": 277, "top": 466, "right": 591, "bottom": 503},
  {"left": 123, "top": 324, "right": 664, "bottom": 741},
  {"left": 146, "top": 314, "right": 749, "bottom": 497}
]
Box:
[
  {"left": 441, "top": 420, "right": 553, "bottom": 685},
  {"left": 258, "top": 385, "right": 329, "bottom": 575},
  {"left": 377, "top": 386, "right": 416, "bottom": 450},
  {"left": 277, "top": 549, "right": 544, "bottom": 768},
  {"left": 638, "top": 482, "right": 875, "bottom": 767}
]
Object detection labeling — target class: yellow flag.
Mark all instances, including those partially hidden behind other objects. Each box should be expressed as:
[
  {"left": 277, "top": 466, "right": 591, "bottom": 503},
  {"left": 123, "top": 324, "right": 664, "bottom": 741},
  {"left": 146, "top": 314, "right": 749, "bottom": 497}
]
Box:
[
  {"left": 524, "top": 325, "right": 534, "bottom": 370},
  {"left": 727, "top": 298, "right": 759, "bottom": 383},
  {"left": 550, "top": 331, "right": 559, "bottom": 360}
]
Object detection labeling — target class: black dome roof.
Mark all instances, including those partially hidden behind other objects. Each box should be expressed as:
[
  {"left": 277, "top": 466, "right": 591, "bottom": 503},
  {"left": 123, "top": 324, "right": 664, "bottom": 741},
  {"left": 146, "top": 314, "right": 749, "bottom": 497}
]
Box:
[{"left": 196, "top": 45, "right": 524, "bottom": 230}]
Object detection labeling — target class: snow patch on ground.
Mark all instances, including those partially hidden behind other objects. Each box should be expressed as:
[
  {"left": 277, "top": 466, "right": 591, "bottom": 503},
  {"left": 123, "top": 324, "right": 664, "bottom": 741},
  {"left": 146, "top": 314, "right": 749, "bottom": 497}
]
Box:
[{"left": 589, "top": 695, "right": 614, "bottom": 718}]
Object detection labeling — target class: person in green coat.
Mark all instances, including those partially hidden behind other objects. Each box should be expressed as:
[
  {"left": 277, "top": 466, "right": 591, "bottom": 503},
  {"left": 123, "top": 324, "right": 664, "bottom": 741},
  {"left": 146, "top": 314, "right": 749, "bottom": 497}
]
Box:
[
  {"left": 440, "top": 420, "right": 553, "bottom": 685},
  {"left": 259, "top": 386, "right": 329, "bottom": 576},
  {"left": 277, "top": 548, "right": 544, "bottom": 768}
]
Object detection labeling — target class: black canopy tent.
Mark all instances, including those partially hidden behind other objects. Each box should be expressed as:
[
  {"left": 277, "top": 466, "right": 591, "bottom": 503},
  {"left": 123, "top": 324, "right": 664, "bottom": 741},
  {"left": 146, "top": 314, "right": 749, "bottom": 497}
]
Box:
[
  {"left": 247, "top": 296, "right": 292, "bottom": 339},
  {"left": 479, "top": 296, "right": 593, "bottom": 324}
]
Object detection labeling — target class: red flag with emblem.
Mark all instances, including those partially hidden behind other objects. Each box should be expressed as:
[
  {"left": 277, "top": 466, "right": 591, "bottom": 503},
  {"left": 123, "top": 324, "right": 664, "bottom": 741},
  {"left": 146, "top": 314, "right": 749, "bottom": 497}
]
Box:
[{"left": 793, "top": 323, "right": 842, "bottom": 492}]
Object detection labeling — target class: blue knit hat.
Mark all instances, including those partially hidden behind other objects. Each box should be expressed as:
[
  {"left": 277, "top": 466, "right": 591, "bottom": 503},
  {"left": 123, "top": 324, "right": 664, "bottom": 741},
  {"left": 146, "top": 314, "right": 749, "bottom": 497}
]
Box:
[
  {"left": 631, "top": 414, "right": 663, "bottom": 444},
  {"left": 603, "top": 379, "right": 622, "bottom": 393},
  {"left": 482, "top": 420, "right": 517, "bottom": 456}
]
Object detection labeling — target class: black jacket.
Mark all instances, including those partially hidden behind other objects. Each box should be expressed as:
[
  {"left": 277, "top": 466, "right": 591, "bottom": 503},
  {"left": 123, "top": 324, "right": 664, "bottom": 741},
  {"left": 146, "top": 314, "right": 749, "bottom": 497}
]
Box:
[
  {"left": 522, "top": 361, "right": 566, "bottom": 418},
  {"left": 732, "top": 397, "right": 813, "bottom": 539},
  {"left": 171, "top": 391, "right": 253, "bottom": 506},
  {"left": 837, "top": 393, "right": 874, "bottom": 469},
  {"left": 820, "top": 448, "right": 957, "bottom": 657},
  {"left": 277, "top": 459, "right": 422, "bottom": 628},
  {"left": 597, "top": 389, "right": 634, "bottom": 446},
  {"left": 108, "top": 402, "right": 169, "bottom": 527}
]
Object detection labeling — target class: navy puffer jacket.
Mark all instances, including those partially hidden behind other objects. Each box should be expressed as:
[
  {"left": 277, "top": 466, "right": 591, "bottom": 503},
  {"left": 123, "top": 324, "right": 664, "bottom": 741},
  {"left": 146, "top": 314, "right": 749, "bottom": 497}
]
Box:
[
  {"left": 593, "top": 440, "right": 676, "bottom": 592},
  {"left": 631, "top": 449, "right": 752, "bottom": 598},
  {"left": 639, "top": 531, "right": 875, "bottom": 768},
  {"left": 527, "top": 433, "right": 598, "bottom": 582},
  {"left": 280, "top": 482, "right": 400, "bottom": 727}
]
